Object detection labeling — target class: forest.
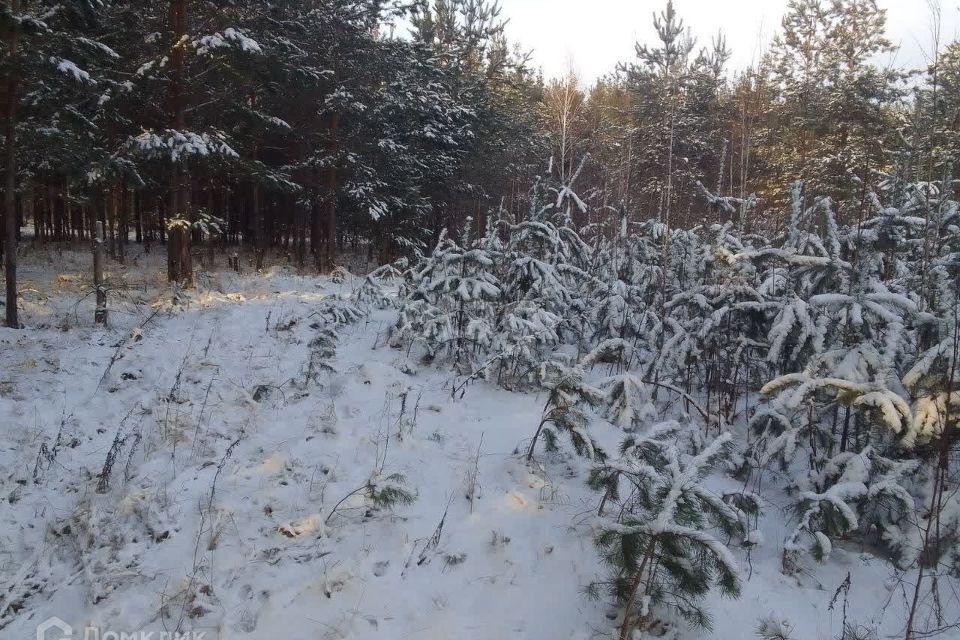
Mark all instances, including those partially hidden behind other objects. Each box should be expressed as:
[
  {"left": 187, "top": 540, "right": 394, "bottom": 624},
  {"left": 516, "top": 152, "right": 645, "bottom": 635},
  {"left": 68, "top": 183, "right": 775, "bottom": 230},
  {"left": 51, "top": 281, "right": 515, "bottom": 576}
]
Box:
[{"left": 1, "top": 1, "right": 959, "bottom": 640}]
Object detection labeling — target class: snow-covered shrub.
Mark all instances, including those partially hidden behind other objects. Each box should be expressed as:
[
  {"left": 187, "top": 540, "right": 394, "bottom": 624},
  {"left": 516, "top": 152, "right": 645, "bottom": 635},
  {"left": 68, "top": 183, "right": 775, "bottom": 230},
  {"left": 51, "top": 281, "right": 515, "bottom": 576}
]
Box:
[
  {"left": 390, "top": 231, "right": 501, "bottom": 371},
  {"left": 390, "top": 167, "right": 595, "bottom": 383},
  {"left": 365, "top": 472, "right": 416, "bottom": 509},
  {"left": 381, "top": 163, "right": 959, "bottom": 597},
  {"left": 598, "top": 374, "right": 655, "bottom": 431},
  {"left": 756, "top": 615, "right": 798, "bottom": 640},
  {"left": 325, "top": 472, "right": 416, "bottom": 525},
  {"left": 590, "top": 425, "right": 744, "bottom": 635},
  {"left": 301, "top": 294, "right": 367, "bottom": 385},
  {"left": 525, "top": 361, "right": 606, "bottom": 462},
  {"left": 330, "top": 265, "right": 351, "bottom": 283},
  {"left": 352, "top": 273, "right": 394, "bottom": 309},
  {"left": 490, "top": 300, "right": 562, "bottom": 389},
  {"left": 314, "top": 295, "right": 366, "bottom": 326}
]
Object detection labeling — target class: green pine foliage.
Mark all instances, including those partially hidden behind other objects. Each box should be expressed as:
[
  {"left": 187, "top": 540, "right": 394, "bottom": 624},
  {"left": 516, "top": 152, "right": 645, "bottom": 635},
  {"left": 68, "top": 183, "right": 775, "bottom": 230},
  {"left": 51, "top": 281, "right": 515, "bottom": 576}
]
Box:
[{"left": 591, "top": 425, "right": 745, "bottom": 636}]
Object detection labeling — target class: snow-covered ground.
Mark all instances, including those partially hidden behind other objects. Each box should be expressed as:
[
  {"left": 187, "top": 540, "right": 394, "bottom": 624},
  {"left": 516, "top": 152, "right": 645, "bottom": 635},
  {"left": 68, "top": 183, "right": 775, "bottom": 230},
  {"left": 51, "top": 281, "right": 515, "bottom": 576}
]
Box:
[{"left": 0, "top": 248, "right": 925, "bottom": 639}]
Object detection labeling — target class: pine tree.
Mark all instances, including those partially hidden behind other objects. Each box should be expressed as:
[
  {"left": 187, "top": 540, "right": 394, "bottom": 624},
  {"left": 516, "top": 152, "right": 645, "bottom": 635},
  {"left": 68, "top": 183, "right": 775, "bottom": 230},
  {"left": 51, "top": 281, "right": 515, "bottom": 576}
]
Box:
[
  {"left": 526, "top": 360, "right": 605, "bottom": 462},
  {"left": 2, "top": 0, "right": 111, "bottom": 326},
  {"left": 619, "top": 1, "right": 731, "bottom": 227},
  {"left": 599, "top": 374, "right": 655, "bottom": 431},
  {"left": 591, "top": 425, "right": 744, "bottom": 637},
  {"left": 390, "top": 229, "right": 501, "bottom": 370},
  {"left": 763, "top": 0, "right": 900, "bottom": 218}
]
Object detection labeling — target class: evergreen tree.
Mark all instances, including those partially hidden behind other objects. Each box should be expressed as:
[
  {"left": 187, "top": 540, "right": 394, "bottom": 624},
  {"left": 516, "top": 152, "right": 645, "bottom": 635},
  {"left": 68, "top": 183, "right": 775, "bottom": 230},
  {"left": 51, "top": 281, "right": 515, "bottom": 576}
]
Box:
[
  {"left": 2, "top": 0, "right": 111, "bottom": 326},
  {"left": 591, "top": 425, "right": 744, "bottom": 637},
  {"left": 526, "top": 359, "right": 605, "bottom": 462},
  {"left": 620, "top": 1, "right": 731, "bottom": 228}
]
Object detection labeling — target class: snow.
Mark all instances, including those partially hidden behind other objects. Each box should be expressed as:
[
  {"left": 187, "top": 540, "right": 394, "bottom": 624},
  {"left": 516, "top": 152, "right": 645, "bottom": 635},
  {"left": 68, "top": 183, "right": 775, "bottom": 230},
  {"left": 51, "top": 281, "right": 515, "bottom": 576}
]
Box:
[
  {"left": 195, "top": 28, "right": 263, "bottom": 56},
  {"left": 77, "top": 37, "right": 120, "bottom": 59},
  {"left": 0, "top": 248, "right": 942, "bottom": 640},
  {"left": 813, "top": 532, "right": 833, "bottom": 557},
  {"left": 129, "top": 130, "right": 239, "bottom": 162},
  {"left": 50, "top": 57, "right": 94, "bottom": 84},
  {"left": 853, "top": 391, "right": 909, "bottom": 434}
]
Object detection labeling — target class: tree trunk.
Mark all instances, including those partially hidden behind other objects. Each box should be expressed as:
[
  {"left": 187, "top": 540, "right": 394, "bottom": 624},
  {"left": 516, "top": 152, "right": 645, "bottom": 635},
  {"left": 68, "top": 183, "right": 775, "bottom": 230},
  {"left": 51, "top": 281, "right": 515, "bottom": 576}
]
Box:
[
  {"left": 94, "top": 221, "right": 107, "bottom": 324},
  {"left": 167, "top": 208, "right": 180, "bottom": 280},
  {"left": 23, "top": 190, "right": 32, "bottom": 243},
  {"left": 134, "top": 189, "right": 143, "bottom": 243},
  {"left": 166, "top": 0, "right": 191, "bottom": 285},
  {"left": 295, "top": 194, "right": 306, "bottom": 270},
  {"left": 107, "top": 185, "right": 117, "bottom": 260},
  {"left": 323, "top": 111, "right": 340, "bottom": 271},
  {"left": 618, "top": 539, "right": 657, "bottom": 640},
  {"left": 3, "top": 1, "right": 20, "bottom": 328},
  {"left": 252, "top": 181, "right": 264, "bottom": 270},
  {"left": 178, "top": 222, "right": 192, "bottom": 286},
  {"left": 31, "top": 186, "right": 41, "bottom": 245},
  {"left": 118, "top": 185, "right": 128, "bottom": 263},
  {"left": 311, "top": 166, "right": 322, "bottom": 271}
]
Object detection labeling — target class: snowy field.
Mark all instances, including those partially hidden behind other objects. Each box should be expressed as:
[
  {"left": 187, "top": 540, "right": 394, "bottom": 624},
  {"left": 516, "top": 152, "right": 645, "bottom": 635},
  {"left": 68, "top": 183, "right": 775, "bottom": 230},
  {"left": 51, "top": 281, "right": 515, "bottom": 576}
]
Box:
[{"left": 0, "top": 248, "right": 933, "bottom": 640}]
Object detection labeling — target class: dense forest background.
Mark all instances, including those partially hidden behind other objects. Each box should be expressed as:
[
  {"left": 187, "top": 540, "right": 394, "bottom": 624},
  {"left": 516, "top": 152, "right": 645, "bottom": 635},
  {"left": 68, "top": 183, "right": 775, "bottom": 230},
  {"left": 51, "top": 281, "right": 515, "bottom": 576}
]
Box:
[
  {"left": 2, "top": 3, "right": 960, "bottom": 639},
  {"left": 1, "top": 0, "right": 955, "bottom": 328}
]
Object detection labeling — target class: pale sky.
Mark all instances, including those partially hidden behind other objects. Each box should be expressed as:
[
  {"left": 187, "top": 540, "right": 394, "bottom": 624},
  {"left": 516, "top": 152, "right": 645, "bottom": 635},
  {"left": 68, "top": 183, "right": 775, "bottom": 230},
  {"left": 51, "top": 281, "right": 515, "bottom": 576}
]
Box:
[{"left": 497, "top": 0, "right": 960, "bottom": 82}]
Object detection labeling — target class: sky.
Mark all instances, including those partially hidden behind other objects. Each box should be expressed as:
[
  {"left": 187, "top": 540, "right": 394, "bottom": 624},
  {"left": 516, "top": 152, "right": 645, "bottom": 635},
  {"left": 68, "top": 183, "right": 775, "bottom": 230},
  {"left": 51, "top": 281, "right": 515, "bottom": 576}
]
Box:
[{"left": 496, "top": 0, "right": 960, "bottom": 82}]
